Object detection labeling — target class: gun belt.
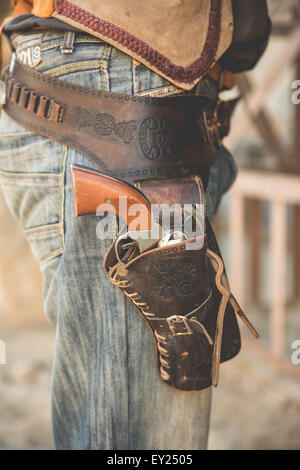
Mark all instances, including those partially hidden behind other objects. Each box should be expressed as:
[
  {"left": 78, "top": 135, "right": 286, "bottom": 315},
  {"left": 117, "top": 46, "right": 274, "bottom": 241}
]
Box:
[{"left": 2, "top": 58, "right": 234, "bottom": 185}]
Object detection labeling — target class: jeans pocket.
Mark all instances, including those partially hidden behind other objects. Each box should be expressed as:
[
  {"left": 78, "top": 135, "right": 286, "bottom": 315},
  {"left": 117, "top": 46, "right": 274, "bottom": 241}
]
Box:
[
  {"left": 37, "top": 31, "right": 111, "bottom": 89},
  {"left": 0, "top": 111, "right": 66, "bottom": 264}
]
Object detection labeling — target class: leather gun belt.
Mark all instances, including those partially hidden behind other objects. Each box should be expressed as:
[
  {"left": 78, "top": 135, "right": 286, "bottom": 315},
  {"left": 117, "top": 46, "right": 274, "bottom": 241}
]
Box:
[
  {"left": 2, "top": 59, "right": 233, "bottom": 185},
  {"left": 1, "top": 59, "right": 259, "bottom": 391}
]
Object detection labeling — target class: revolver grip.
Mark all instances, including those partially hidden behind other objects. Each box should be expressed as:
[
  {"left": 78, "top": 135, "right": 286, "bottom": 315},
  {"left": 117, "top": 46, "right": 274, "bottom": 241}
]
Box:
[{"left": 71, "top": 165, "right": 152, "bottom": 230}]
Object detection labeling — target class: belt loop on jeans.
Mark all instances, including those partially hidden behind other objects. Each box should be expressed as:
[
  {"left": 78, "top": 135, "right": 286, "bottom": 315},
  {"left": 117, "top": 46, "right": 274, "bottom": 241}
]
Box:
[{"left": 61, "top": 31, "right": 75, "bottom": 54}]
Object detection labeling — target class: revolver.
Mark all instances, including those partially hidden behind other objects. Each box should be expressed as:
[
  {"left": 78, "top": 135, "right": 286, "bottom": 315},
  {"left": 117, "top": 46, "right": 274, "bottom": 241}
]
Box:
[{"left": 71, "top": 164, "right": 187, "bottom": 263}]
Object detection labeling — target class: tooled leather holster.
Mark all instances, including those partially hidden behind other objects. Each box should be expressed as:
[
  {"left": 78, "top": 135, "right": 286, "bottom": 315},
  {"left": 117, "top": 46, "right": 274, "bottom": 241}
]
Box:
[
  {"left": 103, "top": 179, "right": 258, "bottom": 390},
  {"left": 1, "top": 58, "right": 259, "bottom": 390}
]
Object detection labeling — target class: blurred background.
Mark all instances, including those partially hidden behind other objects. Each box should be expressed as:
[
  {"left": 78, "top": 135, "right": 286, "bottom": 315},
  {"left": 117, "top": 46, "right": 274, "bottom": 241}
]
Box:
[{"left": 0, "top": 0, "right": 300, "bottom": 450}]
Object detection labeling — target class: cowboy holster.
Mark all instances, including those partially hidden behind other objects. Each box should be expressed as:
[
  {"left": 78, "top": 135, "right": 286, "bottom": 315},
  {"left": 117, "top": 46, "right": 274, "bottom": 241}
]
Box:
[{"left": 103, "top": 176, "right": 258, "bottom": 391}]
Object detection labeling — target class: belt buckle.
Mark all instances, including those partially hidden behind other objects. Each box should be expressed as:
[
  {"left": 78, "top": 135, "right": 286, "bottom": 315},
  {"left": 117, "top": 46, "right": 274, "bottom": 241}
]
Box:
[
  {"left": 203, "top": 101, "right": 221, "bottom": 147},
  {"left": 167, "top": 315, "right": 193, "bottom": 336}
]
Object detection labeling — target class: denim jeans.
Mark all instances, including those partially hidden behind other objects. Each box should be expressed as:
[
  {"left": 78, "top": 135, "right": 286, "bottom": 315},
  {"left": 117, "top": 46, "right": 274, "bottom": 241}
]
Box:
[{"left": 0, "top": 31, "right": 237, "bottom": 450}]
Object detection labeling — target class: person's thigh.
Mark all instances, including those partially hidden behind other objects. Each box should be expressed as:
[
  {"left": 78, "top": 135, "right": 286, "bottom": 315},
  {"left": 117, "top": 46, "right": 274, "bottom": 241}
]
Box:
[
  {"left": 0, "top": 30, "right": 235, "bottom": 450},
  {"left": 52, "top": 148, "right": 212, "bottom": 450}
]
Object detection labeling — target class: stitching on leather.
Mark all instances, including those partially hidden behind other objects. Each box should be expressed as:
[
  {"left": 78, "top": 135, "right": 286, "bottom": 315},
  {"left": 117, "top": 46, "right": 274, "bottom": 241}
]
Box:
[{"left": 192, "top": 175, "right": 207, "bottom": 221}]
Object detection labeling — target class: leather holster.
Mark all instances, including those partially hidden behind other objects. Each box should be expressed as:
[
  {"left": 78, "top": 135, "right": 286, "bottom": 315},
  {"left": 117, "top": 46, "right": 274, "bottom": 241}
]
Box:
[{"left": 103, "top": 176, "right": 258, "bottom": 391}]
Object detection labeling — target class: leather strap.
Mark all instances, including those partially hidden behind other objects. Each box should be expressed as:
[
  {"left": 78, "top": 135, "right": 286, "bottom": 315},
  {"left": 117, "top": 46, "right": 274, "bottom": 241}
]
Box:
[
  {"left": 209, "top": 63, "right": 236, "bottom": 90},
  {"left": 2, "top": 58, "right": 235, "bottom": 184}
]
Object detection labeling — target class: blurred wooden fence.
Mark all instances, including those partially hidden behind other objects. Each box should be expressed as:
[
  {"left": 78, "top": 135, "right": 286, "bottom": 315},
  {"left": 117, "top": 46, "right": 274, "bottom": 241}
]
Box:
[
  {"left": 221, "top": 3, "right": 300, "bottom": 376},
  {"left": 229, "top": 170, "right": 300, "bottom": 359}
]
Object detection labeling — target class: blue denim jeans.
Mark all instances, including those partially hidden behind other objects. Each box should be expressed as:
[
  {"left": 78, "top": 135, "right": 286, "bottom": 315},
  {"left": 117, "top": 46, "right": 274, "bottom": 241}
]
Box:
[{"left": 0, "top": 31, "right": 237, "bottom": 450}]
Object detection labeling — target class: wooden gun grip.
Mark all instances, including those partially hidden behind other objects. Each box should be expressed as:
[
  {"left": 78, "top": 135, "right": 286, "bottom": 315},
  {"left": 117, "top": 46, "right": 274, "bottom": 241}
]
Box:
[{"left": 71, "top": 165, "right": 152, "bottom": 230}]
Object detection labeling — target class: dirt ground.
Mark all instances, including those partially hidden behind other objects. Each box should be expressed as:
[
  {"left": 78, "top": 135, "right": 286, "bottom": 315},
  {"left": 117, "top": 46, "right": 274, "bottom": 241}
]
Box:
[
  {"left": 209, "top": 340, "right": 300, "bottom": 450},
  {"left": 0, "top": 324, "right": 300, "bottom": 450}
]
